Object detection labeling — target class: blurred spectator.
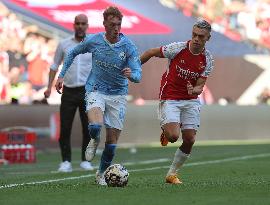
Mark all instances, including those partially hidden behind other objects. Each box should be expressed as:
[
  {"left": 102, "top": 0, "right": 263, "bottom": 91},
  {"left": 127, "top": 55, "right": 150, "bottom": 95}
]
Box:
[
  {"left": 26, "top": 34, "right": 50, "bottom": 91},
  {"left": 9, "top": 67, "right": 32, "bottom": 104},
  {"left": 0, "top": 74, "right": 10, "bottom": 104},
  {"left": 218, "top": 97, "right": 232, "bottom": 106},
  {"left": 6, "top": 37, "right": 28, "bottom": 76},
  {"left": 258, "top": 87, "right": 270, "bottom": 104},
  {"left": 0, "top": 40, "right": 10, "bottom": 104}
]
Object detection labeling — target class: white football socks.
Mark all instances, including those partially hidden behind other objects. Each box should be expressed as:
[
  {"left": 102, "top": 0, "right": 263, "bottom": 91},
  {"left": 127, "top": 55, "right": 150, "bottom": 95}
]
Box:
[{"left": 167, "top": 148, "right": 189, "bottom": 176}]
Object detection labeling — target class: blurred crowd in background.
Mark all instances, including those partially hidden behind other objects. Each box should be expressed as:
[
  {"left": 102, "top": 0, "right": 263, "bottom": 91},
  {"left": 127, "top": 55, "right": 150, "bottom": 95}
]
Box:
[
  {"left": 0, "top": 3, "right": 59, "bottom": 105},
  {"left": 0, "top": 1, "right": 270, "bottom": 105},
  {"left": 160, "top": 0, "right": 270, "bottom": 52}
]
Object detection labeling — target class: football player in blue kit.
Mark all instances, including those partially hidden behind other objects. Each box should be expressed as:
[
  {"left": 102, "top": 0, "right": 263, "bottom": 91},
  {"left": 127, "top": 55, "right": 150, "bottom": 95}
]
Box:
[{"left": 56, "top": 6, "right": 142, "bottom": 185}]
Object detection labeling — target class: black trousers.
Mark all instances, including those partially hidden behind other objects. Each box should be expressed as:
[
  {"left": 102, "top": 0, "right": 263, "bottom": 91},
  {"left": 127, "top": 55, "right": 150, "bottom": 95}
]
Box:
[{"left": 59, "top": 86, "right": 90, "bottom": 162}]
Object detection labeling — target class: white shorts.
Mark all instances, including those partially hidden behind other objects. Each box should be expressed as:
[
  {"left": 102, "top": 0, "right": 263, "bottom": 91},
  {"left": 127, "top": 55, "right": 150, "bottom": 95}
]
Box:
[
  {"left": 158, "top": 99, "right": 201, "bottom": 130},
  {"left": 85, "top": 91, "right": 127, "bottom": 130}
]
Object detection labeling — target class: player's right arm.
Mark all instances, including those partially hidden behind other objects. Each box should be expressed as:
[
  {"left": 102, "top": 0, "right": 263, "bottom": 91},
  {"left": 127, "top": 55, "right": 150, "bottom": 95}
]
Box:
[
  {"left": 44, "top": 69, "right": 57, "bottom": 97},
  {"left": 140, "top": 47, "right": 162, "bottom": 64},
  {"left": 44, "top": 41, "right": 64, "bottom": 97}
]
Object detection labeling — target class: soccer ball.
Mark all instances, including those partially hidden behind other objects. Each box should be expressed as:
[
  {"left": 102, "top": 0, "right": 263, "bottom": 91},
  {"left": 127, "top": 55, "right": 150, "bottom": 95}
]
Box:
[{"left": 104, "top": 164, "right": 129, "bottom": 187}]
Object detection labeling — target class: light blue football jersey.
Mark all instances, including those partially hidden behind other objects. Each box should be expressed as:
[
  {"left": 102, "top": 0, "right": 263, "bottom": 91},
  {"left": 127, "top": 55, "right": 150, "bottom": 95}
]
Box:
[{"left": 59, "top": 32, "right": 142, "bottom": 95}]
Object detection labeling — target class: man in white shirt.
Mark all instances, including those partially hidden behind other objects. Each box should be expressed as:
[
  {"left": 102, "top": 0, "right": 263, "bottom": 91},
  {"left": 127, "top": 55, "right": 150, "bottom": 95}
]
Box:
[{"left": 44, "top": 14, "right": 93, "bottom": 172}]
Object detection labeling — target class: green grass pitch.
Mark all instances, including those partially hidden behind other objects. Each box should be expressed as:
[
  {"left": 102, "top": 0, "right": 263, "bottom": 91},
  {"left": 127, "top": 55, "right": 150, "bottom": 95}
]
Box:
[{"left": 1, "top": 142, "right": 270, "bottom": 205}]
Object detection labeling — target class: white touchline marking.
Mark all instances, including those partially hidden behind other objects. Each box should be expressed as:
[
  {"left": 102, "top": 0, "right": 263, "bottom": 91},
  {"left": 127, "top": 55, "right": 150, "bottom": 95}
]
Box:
[
  {"left": 50, "top": 158, "right": 171, "bottom": 174},
  {"left": 125, "top": 158, "right": 170, "bottom": 165},
  {"left": 131, "top": 153, "right": 270, "bottom": 172},
  {"left": 0, "top": 174, "right": 95, "bottom": 189},
  {"left": 1, "top": 153, "right": 269, "bottom": 189},
  {"left": 3, "top": 158, "right": 171, "bottom": 174}
]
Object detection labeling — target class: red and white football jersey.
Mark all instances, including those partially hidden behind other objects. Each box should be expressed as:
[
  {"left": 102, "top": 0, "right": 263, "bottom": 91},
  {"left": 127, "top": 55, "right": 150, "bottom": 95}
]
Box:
[{"left": 159, "top": 41, "right": 214, "bottom": 100}]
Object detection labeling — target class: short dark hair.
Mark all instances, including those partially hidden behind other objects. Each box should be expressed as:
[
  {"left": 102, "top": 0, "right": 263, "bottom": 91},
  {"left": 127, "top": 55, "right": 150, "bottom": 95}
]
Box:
[
  {"left": 103, "top": 6, "right": 123, "bottom": 21},
  {"left": 194, "top": 18, "right": 211, "bottom": 32}
]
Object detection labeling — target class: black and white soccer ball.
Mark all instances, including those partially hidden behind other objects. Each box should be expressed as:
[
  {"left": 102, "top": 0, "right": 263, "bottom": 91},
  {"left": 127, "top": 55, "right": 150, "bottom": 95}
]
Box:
[{"left": 104, "top": 164, "right": 129, "bottom": 187}]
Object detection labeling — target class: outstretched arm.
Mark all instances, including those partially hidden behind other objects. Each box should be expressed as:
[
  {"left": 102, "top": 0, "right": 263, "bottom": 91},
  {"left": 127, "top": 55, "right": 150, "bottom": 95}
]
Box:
[
  {"left": 56, "top": 38, "right": 92, "bottom": 93},
  {"left": 45, "top": 42, "right": 64, "bottom": 97},
  {"left": 58, "top": 38, "right": 92, "bottom": 78},
  {"left": 140, "top": 47, "right": 163, "bottom": 64}
]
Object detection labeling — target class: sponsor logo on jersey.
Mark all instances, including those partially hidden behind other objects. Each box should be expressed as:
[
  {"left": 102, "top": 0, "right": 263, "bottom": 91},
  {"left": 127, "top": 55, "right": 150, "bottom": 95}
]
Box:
[
  {"left": 95, "top": 60, "right": 120, "bottom": 69},
  {"left": 176, "top": 65, "right": 200, "bottom": 80}
]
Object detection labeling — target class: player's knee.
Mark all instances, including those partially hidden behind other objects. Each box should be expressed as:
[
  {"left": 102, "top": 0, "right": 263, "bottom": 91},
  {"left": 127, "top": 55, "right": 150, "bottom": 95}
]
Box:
[
  {"left": 167, "top": 133, "right": 179, "bottom": 143},
  {"left": 183, "top": 136, "right": 195, "bottom": 146}
]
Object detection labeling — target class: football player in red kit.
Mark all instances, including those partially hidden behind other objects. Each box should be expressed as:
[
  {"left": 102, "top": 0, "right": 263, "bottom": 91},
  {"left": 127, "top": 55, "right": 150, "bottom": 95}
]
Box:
[{"left": 140, "top": 19, "right": 214, "bottom": 184}]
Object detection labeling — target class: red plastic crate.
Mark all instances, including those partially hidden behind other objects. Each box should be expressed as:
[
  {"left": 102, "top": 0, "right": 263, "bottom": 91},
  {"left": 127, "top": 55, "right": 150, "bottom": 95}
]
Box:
[
  {"left": 0, "top": 127, "right": 37, "bottom": 164},
  {"left": 0, "top": 127, "right": 37, "bottom": 145}
]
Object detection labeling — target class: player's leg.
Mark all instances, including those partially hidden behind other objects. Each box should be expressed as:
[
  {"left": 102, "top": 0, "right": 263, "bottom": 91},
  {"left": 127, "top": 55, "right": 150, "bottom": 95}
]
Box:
[
  {"left": 85, "top": 91, "right": 104, "bottom": 162},
  {"left": 159, "top": 100, "right": 181, "bottom": 146},
  {"left": 180, "top": 129, "right": 196, "bottom": 154},
  {"left": 165, "top": 129, "right": 196, "bottom": 184},
  {"left": 99, "top": 128, "right": 120, "bottom": 173},
  {"left": 78, "top": 89, "right": 94, "bottom": 170},
  {"left": 162, "top": 122, "right": 181, "bottom": 143},
  {"left": 95, "top": 94, "right": 126, "bottom": 185},
  {"left": 166, "top": 99, "right": 201, "bottom": 184},
  {"left": 96, "top": 128, "right": 120, "bottom": 185},
  {"left": 179, "top": 99, "right": 200, "bottom": 154},
  {"left": 58, "top": 87, "right": 77, "bottom": 172}
]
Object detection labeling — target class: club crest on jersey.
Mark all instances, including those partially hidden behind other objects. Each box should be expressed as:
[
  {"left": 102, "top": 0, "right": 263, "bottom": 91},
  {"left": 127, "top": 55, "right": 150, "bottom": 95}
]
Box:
[{"left": 119, "top": 52, "right": 126, "bottom": 60}]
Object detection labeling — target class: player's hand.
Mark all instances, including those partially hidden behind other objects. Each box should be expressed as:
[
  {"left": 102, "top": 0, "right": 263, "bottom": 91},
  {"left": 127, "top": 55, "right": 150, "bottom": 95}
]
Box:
[
  {"left": 55, "top": 78, "right": 64, "bottom": 94},
  {"left": 187, "top": 81, "right": 194, "bottom": 95},
  {"left": 44, "top": 88, "right": 51, "bottom": 98},
  {"left": 122, "top": 68, "right": 132, "bottom": 78}
]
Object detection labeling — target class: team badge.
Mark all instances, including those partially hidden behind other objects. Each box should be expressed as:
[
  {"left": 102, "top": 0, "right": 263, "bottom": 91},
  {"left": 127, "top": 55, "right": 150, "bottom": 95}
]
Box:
[{"left": 119, "top": 52, "right": 126, "bottom": 60}]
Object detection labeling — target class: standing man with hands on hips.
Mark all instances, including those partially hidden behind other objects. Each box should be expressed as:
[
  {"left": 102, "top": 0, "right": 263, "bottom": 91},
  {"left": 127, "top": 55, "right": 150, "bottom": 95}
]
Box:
[{"left": 44, "top": 14, "right": 94, "bottom": 172}]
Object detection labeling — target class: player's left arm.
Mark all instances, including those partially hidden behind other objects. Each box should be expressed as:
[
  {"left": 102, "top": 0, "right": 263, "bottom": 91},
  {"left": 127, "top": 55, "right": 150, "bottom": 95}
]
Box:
[{"left": 124, "top": 47, "right": 142, "bottom": 83}]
